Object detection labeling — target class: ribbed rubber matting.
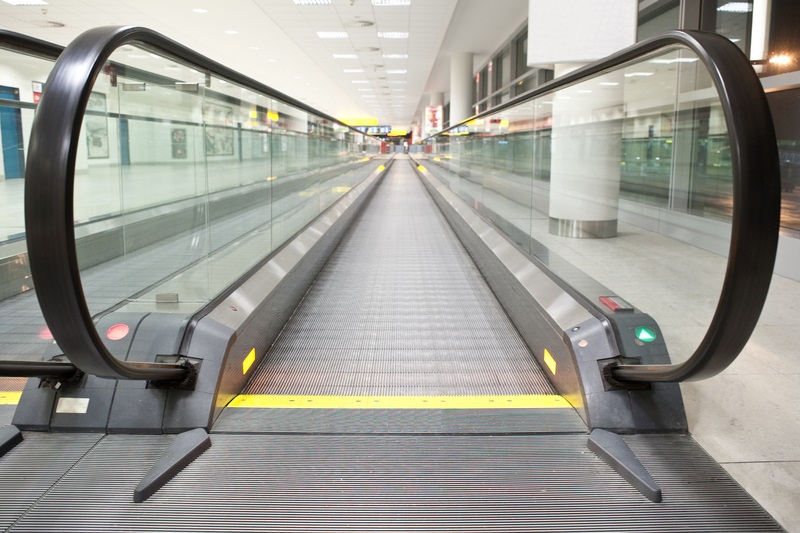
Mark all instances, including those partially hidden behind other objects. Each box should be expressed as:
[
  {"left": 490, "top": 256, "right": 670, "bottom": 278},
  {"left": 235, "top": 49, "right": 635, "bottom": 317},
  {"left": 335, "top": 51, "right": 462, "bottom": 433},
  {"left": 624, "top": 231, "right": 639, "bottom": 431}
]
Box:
[
  {"left": 243, "top": 160, "right": 554, "bottom": 397},
  {"left": 2, "top": 433, "right": 782, "bottom": 532}
]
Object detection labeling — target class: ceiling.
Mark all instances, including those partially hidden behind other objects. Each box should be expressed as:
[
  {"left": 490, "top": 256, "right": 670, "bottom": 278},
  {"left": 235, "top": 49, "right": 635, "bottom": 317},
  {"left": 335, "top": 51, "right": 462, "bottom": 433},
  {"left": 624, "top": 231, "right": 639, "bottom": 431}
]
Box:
[{"left": 0, "top": 0, "right": 529, "bottom": 131}]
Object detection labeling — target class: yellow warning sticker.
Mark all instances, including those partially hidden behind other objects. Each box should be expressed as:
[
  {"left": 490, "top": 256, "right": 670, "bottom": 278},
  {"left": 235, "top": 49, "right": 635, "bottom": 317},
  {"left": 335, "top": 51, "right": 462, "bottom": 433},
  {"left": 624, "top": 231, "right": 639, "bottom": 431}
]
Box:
[
  {"left": 229, "top": 394, "right": 570, "bottom": 409},
  {"left": 242, "top": 348, "right": 256, "bottom": 375},
  {"left": 0, "top": 391, "right": 22, "bottom": 405},
  {"left": 544, "top": 349, "right": 557, "bottom": 376}
]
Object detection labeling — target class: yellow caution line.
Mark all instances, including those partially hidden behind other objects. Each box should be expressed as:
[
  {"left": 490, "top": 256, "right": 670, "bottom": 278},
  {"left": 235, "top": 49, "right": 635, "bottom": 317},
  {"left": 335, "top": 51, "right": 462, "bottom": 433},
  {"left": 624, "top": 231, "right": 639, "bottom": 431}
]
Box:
[
  {"left": 0, "top": 391, "right": 22, "bottom": 405},
  {"left": 229, "top": 394, "right": 570, "bottom": 409}
]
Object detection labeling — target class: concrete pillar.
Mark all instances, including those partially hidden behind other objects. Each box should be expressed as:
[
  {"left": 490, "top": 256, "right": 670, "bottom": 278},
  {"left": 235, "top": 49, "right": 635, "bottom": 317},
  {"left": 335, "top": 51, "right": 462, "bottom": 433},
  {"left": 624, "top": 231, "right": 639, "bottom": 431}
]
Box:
[
  {"left": 430, "top": 92, "right": 444, "bottom": 107},
  {"left": 528, "top": 0, "right": 637, "bottom": 238},
  {"left": 449, "top": 52, "right": 473, "bottom": 126}
]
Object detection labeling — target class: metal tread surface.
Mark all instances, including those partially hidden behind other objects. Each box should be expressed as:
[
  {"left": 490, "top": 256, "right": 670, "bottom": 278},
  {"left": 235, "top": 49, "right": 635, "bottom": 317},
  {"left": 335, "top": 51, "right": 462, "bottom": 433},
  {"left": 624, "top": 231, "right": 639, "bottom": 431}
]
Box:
[
  {"left": 0, "top": 432, "right": 783, "bottom": 532},
  {"left": 241, "top": 159, "right": 556, "bottom": 398},
  {"left": 0, "top": 432, "right": 103, "bottom": 532},
  {"left": 213, "top": 407, "right": 586, "bottom": 434}
]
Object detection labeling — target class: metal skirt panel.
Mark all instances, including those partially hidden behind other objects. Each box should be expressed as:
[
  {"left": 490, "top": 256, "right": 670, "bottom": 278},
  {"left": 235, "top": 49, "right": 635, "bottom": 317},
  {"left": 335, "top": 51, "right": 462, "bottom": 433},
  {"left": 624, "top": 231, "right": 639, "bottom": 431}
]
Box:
[
  {"left": 5, "top": 433, "right": 782, "bottom": 532},
  {"left": 242, "top": 161, "right": 555, "bottom": 397}
]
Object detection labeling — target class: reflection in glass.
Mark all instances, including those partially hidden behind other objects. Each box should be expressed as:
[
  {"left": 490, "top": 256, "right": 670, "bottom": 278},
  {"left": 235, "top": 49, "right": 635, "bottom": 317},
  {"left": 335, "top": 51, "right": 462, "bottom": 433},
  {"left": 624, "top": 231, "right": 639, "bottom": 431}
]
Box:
[
  {"left": 420, "top": 45, "right": 735, "bottom": 364},
  {"left": 64, "top": 43, "right": 382, "bottom": 353}
]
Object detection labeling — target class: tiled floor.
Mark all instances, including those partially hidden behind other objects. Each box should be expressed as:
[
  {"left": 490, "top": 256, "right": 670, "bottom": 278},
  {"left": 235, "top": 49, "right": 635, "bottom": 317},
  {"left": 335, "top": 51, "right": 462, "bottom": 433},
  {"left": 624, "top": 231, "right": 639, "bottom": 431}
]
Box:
[{"left": 682, "top": 274, "right": 800, "bottom": 532}]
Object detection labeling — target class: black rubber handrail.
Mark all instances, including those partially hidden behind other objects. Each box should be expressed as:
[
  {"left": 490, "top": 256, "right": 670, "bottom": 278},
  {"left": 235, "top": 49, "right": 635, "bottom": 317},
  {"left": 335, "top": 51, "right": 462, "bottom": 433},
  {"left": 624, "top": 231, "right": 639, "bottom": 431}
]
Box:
[
  {"left": 421, "top": 30, "right": 781, "bottom": 383},
  {"left": 0, "top": 29, "right": 62, "bottom": 60},
  {"left": 24, "top": 26, "right": 378, "bottom": 381}
]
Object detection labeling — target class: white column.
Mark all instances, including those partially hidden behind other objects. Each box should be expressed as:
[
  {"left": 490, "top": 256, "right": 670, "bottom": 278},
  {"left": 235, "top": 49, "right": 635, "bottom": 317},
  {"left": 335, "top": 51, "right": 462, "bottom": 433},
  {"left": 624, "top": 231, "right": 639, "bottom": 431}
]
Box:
[
  {"left": 449, "top": 52, "right": 473, "bottom": 126},
  {"left": 529, "top": 0, "right": 637, "bottom": 238}
]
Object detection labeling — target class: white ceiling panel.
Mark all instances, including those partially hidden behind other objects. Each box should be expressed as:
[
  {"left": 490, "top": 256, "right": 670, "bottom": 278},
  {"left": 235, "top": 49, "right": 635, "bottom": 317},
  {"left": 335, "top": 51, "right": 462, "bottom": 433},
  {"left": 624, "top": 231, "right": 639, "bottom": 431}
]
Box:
[{"left": 0, "top": 0, "right": 527, "bottom": 131}]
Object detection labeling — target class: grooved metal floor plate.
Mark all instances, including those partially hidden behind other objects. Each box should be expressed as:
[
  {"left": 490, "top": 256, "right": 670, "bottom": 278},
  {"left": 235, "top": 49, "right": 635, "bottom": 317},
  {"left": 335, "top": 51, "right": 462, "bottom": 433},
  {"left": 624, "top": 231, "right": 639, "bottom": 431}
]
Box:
[
  {"left": 242, "top": 161, "right": 555, "bottom": 397},
  {"left": 0, "top": 432, "right": 102, "bottom": 532},
  {"left": 213, "top": 407, "right": 586, "bottom": 434},
  {"left": 1, "top": 433, "right": 782, "bottom": 532}
]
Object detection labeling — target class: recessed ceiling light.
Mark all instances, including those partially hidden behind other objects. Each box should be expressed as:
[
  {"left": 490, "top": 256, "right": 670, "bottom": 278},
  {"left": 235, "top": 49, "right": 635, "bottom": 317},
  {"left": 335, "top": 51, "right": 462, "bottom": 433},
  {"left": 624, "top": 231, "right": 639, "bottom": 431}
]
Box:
[
  {"left": 378, "top": 32, "right": 409, "bottom": 39},
  {"left": 192, "top": 8, "right": 207, "bottom": 13},
  {"left": 717, "top": 2, "right": 752, "bottom": 12},
  {"left": 333, "top": 54, "right": 358, "bottom": 59},
  {"left": 344, "top": 69, "right": 365, "bottom": 73},
  {"left": 292, "top": 0, "right": 332, "bottom": 4},
  {"left": 599, "top": 81, "right": 619, "bottom": 86},
  {"left": 386, "top": 69, "right": 407, "bottom": 74},
  {"left": 372, "top": 0, "right": 411, "bottom": 5},
  {"left": 357, "top": 88, "right": 373, "bottom": 91},
  {"left": 250, "top": 46, "right": 260, "bottom": 50},
  {"left": 225, "top": 30, "right": 238, "bottom": 35},
  {"left": 352, "top": 80, "right": 370, "bottom": 84},
  {"left": 382, "top": 54, "right": 408, "bottom": 59},
  {"left": 624, "top": 72, "right": 654, "bottom": 77},
  {"left": 1, "top": 0, "right": 48, "bottom": 5},
  {"left": 317, "top": 31, "right": 348, "bottom": 39},
  {"left": 388, "top": 80, "right": 406, "bottom": 84}
]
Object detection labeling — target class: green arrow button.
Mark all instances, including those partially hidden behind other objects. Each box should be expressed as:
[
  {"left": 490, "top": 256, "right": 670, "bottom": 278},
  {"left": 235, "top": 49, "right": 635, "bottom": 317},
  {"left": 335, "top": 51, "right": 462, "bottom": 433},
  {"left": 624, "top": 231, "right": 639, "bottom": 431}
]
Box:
[{"left": 635, "top": 326, "right": 657, "bottom": 343}]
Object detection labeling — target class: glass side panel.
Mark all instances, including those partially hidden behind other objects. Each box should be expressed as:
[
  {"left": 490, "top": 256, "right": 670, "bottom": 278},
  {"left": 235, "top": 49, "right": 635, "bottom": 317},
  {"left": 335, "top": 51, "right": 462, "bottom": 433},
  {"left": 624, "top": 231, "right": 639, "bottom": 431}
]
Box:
[
  {"left": 69, "top": 44, "right": 383, "bottom": 349},
  {"left": 420, "top": 45, "right": 733, "bottom": 365},
  {"left": 0, "top": 44, "right": 57, "bottom": 366}
]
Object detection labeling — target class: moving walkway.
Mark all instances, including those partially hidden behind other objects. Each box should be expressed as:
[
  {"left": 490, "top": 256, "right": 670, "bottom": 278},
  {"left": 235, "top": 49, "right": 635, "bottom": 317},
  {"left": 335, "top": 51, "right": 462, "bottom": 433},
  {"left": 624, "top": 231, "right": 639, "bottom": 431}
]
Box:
[{"left": 0, "top": 26, "right": 786, "bottom": 531}]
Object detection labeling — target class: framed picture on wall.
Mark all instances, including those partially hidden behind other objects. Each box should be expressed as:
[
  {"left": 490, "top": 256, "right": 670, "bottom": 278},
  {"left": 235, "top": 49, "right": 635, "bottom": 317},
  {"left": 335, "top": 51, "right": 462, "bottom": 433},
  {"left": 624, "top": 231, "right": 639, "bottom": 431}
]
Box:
[
  {"left": 171, "top": 128, "right": 188, "bottom": 159},
  {"left": 85, "top": 92, "right": 109, "bottom": 159},
  {"left": 203, "top": 102, "right": 234, "bottom": 156}
]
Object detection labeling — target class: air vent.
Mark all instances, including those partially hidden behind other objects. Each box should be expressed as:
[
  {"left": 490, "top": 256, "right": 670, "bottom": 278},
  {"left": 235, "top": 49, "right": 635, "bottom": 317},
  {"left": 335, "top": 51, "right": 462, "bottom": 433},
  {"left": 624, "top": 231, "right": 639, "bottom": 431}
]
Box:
[
  {"left": 357, "top": 46, "right": 380, "bottom": 53},
  {"left": 29, "top": 20, "right": 64, "bottom": 27},
  {"left": 346, "top": 19, "right": 375, "bottom": 28}
]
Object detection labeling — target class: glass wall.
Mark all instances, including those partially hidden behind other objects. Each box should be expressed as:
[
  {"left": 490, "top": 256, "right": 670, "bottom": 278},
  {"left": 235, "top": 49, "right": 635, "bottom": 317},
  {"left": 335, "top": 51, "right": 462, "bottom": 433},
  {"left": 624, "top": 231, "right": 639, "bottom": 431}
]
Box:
[
  {"left": 417, "top": 44, "right": 738, "bottom": 364},
  {"left": 67, "top": 44, "right": 383, "bottom": 329},
  {"left": 0, "top": 43, "right": 58, "bottom": 365},
  {"left": 470, "top": 26, "right": 553, "bottom": 114}
]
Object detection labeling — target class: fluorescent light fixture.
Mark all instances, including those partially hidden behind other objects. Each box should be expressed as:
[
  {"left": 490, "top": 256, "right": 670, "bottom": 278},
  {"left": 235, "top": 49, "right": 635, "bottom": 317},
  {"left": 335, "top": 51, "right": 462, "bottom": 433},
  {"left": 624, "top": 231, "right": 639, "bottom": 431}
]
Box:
[
  {"left": 769, "top": 54, "right": 793, "bottom": 65},
  {"left": 1, "top": 0, "right": 48, "bottom": 4},
  {"left": 372, "top": 0, "right": 411, "bottom": 5},
  {"left": 623, "top": 72, "right": 654, "bottom": 77},
  {"left": 383, "top": 54, "right": 408, "bottom": 59},
  {"left": 386, "top": 69, "right": 407, "bottom": 74},
  {"left": 388, "top": 80, "right": 406, "bottom": 84},
  {"left": 378, "top": 32, "right": 409, "bottom": 39},
  {"left": 292, "top": 0, "right": 332, "bottom": 4},
  {"left": 317, "top": 31, "right": 348, "bottom": 38},
  {"left": 599, "top": 81, "right": 619, "bottom": 86},
  {"left": 192, "top": 8, "right": 208, "bottom": 13},
  {"left": 717, "top": 2, "right": 752, "bottom": 12},
  {"left": 357, "top": 88, "right": 373, "bottom": 91},
  {"left": 352, "top": 80, "right": 370, "bottom": 84},
  {"left": 333, "top": 54, "right": 358, "bottom": 59},
  {"left": 344, "top": 69, "right": 365, "bottom": 73},
  {"left": 225, "top": 30, "right": 238, "bottom": 35}
]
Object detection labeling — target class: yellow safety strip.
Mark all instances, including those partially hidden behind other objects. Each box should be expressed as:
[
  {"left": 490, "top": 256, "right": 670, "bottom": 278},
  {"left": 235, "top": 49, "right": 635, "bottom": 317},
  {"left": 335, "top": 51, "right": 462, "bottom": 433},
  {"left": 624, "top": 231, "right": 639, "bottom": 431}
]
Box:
[
  {"left": 0, "top": 391, "right": 22, "bottom": 405},
  {"left": 229, "top": 394, "right": 570, "bottom": 410}
]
